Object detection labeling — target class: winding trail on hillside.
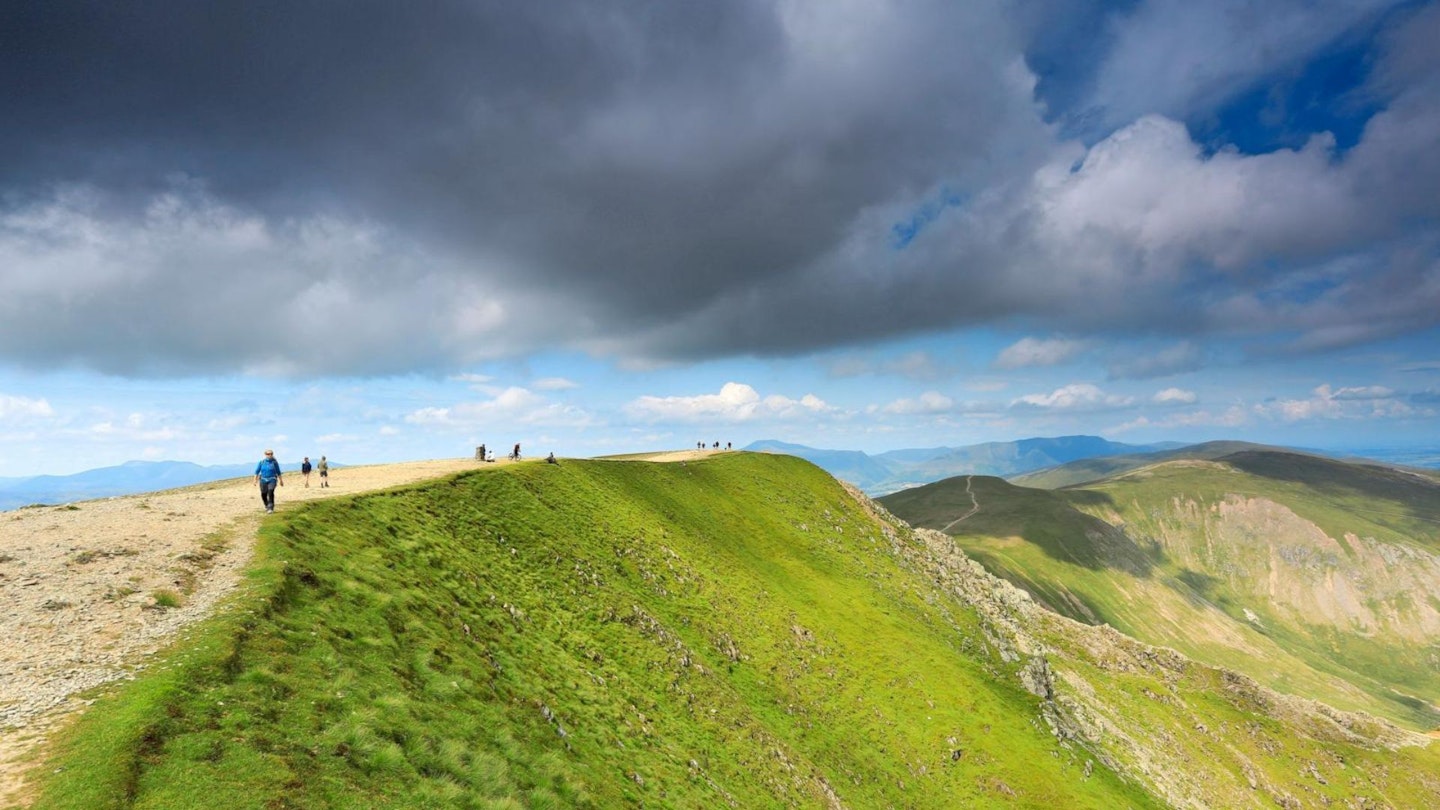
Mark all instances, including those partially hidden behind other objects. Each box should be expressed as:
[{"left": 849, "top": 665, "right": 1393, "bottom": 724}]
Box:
[
  {"left": 939, "top": 475, "right": 980, "bottom": 534},
  {"left": 0, "top": 457, "right": 488, "bottom": 807}
]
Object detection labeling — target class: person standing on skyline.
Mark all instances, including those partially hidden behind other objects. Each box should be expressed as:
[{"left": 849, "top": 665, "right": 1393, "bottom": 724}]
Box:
[
  {"left": 254, "top": 450, "right": 283, "bottom": 513},
  {"left": 317, "top": 456, "right": 329, "bottom": 487}
]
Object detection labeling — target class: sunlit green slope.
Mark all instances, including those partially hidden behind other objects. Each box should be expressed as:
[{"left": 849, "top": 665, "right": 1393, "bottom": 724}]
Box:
[
  {"left": 36, "top": 452, "right": 1440, "bottom": 809},
  {"left": 882, "top": 451, "right": 1440, "bottom": 731},
  {"left": 35, "top": 455, "right": 1149, "bottom": 809}
]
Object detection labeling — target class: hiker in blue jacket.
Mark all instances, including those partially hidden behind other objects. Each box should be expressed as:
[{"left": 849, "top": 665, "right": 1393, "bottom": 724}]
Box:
[{"left": 254, "top": 449, "right": 284, "bottom": 513}]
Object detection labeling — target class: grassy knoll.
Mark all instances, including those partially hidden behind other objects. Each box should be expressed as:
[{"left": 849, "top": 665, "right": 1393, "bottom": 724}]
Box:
[
  {"left": 33, "top": 454, "right": 1154, "bottom": 808},
  {"left": 883, "top": 453, "right": 1440, "bottom": 731}
]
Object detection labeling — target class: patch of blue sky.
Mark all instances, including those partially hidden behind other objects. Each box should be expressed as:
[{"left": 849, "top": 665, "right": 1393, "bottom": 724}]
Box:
[
  {"left": 1023, "top": 0, "right": 1142, "bottom": 139},
  {"left": 891, "top": 188, "right": 968, "bottom": 249},
  {"left": 1193, "top": 24, "right": 1388, "bottom": 156}
]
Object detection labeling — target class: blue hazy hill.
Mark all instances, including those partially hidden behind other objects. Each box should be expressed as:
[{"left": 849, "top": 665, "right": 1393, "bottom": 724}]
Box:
[
  {"left": 746, "top": 435, "right": 1179, "bottom": 494},
  {"left": 0, "top": 459, "right": 292, "bottom": 511},
  {"left": 743, "top": 440, "right": 894, "bottom": 490}
]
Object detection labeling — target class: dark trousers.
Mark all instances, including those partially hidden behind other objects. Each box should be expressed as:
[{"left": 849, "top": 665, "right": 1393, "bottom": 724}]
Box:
[{"left": 260, "top": 480, "right": 278, "bottom": 509}]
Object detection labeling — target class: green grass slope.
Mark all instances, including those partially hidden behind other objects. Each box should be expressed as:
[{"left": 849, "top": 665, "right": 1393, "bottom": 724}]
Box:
[
  {"left": 883, "top": 453, "right": 1440, "bottom": 732},
  {"left": 34, "top": 455, "right": 1153, "bottom": 809}
]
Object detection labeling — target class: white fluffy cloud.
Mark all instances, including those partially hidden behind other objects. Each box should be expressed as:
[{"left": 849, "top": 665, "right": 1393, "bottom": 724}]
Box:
[
  {"left": 994, "top": 337, "right": 1086, "bottom": 369},
  {"left": 1256, "top": 383, "right": 1416, "bottom": 422},
  {"left": 0, "top": 393, "right": 55, "bottom": 422},
  {"left": 0, "top": 184, "right": 534, "bottom": 376},
  {"left": 1111, "top": 405, "right": 1250, "bottom": 434},
  {"left": 406, "top": 387, "right": 596, "bottom": 429},
  {"left": 1153, "top": 387, "right": 1198, "bottom": 405},
  {"left": 1329, "top": 385, "right": 1396, "bottom": 400},
  {"left": 625, "top": 382, "right": 832, "bottom": 423},
  {"left": 1012, "top": 383, "right": 1135, "bottom": 411},
  {"left": 1037, "top": 115, "right": 1357, "bottom": 279},
  {"left": 882, "top": 391, "right": 955, "bottom": 415}
]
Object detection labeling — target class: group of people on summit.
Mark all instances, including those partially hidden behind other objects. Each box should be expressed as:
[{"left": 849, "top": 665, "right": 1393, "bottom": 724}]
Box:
[
  {"left": 475, "top": 443, "right": 535, "bottom": 462},
  {"left": 252, "top": 450, "right": 328, "bottom": 513}
]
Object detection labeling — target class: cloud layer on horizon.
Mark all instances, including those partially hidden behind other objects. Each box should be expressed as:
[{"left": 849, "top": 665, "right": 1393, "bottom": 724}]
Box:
[{"left": 1, "top": 1, "right": 1436, "bottom": 377}]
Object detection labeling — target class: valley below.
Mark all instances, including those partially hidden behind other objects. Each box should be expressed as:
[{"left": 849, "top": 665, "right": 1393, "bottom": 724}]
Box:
[{"left": 882, "top": 450, "right": 1440, "bottom": 735}]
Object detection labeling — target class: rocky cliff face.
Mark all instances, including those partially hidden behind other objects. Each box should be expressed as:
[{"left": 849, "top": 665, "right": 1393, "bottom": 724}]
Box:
[{"left": 1161, "top": 494, "right": 1440, "bottom": 641}]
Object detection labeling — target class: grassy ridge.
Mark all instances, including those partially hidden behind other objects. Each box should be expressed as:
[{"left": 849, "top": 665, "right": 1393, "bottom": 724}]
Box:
[{"left": 34, "top": 454, "right": 1154, "bottom": 808}]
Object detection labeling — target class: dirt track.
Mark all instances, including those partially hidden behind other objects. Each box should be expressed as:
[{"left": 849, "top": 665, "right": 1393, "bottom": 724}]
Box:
[{"left": 0, "top": 457, "right": 484, "bottom": 806}]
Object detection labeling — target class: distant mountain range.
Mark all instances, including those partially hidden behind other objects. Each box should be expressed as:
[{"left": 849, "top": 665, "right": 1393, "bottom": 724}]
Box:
[
  {"left": 0, "top": 460, "right": 272, "bottom": 511},
  {"left": 744, "top": 435, "right": 1183, "bottom": 494}
]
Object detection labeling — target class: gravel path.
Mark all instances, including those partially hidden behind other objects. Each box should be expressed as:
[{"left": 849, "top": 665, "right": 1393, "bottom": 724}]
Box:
[{"left": 0, "top": 457, "right": 481, "bottom": 806}]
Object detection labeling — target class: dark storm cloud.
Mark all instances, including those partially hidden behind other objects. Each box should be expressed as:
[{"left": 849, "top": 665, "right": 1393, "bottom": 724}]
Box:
[
  {"left": 0, "top": 0, "right": 1041, "bottom": 374},
  {"left": 0, "top": 1, "right": 1437, "bottom": 376}
]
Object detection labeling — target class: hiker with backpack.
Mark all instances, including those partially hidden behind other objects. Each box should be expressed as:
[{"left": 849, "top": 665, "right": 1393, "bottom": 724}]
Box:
[{"left": 254, "top": 449, "right": 284, "bottom": 513}]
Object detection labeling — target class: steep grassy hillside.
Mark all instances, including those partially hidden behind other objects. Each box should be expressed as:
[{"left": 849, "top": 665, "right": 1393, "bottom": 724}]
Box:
[
  {"left": 884, "top": 453, "right": 1440, "bottom": 731},
  {"left": 34, "top": 453, "right": 1440, "bottom": 809}
]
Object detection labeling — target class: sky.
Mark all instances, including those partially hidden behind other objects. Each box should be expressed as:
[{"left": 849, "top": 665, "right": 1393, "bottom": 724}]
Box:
[{"left": 2, "top": 0, "right": 1439, "bottom": 477}]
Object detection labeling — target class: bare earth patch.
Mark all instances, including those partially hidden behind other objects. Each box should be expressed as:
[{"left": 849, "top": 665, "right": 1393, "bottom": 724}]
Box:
[
  {"left": 609, "top": 449, "right": 725, "bottom": 463},
  {"left": 0, "top": 457, "right": 481, "bottom": 807}
]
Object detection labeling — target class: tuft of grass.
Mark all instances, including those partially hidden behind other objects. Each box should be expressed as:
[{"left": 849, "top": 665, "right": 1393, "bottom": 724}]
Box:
[
  {"left": 150, "top": 589, "right": 182, "bottom": 610},
  {"left": 71, "top": 548, "right": 138, "bottom": 565}
]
